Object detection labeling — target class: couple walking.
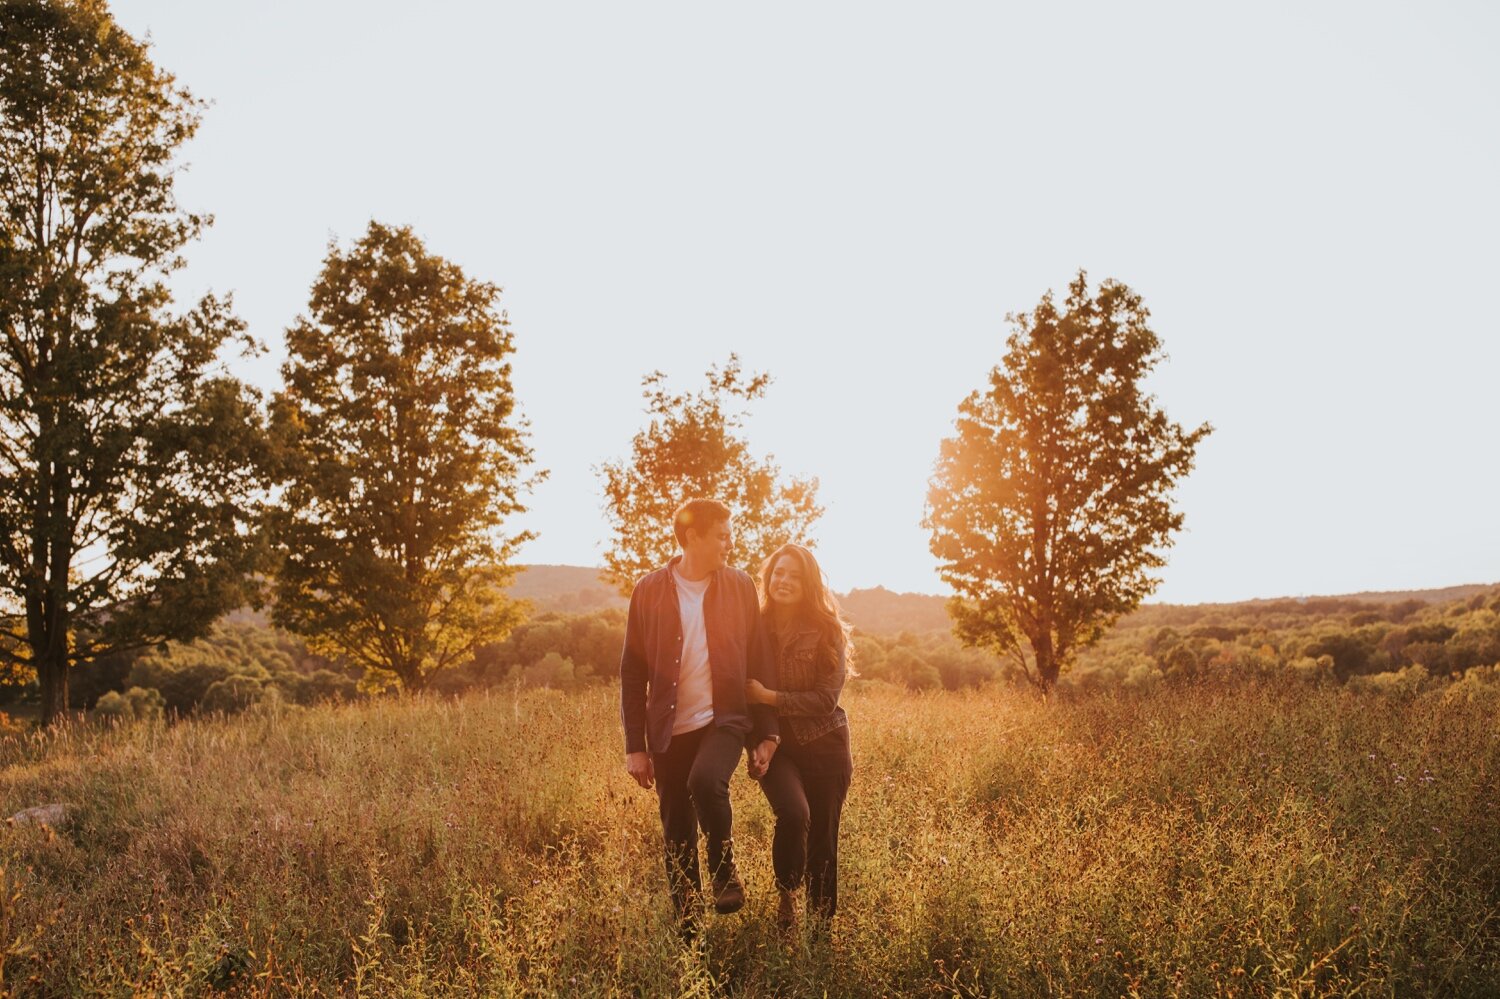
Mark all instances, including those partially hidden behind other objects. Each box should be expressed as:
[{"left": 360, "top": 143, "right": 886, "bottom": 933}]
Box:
[{"left": 619, "top": 498, "right": 854, "bottom": 936}]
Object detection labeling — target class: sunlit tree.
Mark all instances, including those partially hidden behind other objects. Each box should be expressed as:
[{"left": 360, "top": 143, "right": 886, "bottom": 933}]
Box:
[
  {"left": 272, "top": 222, "right": 538, "bottom": 693},
  {"left": 0, "top": 0, "right": 272, "bottom": 724},
  {"left": 599, "top": 355, "right": 821, "bottom": 592},
  {"left": 925, "top": 271, "right": 1210, "bottom": 692}
]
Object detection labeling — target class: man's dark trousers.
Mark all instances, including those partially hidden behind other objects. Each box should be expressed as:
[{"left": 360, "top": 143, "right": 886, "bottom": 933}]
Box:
[{"left": 652, "top": 722, "right": 744, "bottom": 905}]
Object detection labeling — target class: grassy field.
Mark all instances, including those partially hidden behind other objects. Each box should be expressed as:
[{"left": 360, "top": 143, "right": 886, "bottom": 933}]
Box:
[{"left": 0, "top": 682, "right": 1494, "bottom": 997}]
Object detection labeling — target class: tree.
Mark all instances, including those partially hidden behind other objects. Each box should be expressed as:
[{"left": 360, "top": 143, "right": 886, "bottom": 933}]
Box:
[
  {"left": 0, "top": 0, "right": 272, "bottom": 724},
  {"left": 599, "top": 355, "right": 821, "bottom": 592},
  {"left": 272, "top": 222, "right": 538, "bottom": 694},
  {"left": 924, "top": 271, "right": 1210, "bottom": 692}
]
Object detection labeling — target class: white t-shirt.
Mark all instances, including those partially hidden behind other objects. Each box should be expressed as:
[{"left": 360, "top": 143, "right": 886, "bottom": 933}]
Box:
[{"left": 671, "top": 568, "right": 715, "bottom": 735}]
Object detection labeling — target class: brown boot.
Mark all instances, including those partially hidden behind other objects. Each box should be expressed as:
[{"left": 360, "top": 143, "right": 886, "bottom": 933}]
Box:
[
  {"left": 777, "top": 888, "right": 799, "bottom": 933},
  {"left": 665, "top": 843, "right": 701, "bottom": 940},
  {"left": 708, "top": 838, "right": 745, "bottom": 914}
]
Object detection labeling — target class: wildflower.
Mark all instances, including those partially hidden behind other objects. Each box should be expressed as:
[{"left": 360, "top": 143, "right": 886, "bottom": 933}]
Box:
[{"left": 1348, "top": 904, "right": 1360, "bottom": 915}]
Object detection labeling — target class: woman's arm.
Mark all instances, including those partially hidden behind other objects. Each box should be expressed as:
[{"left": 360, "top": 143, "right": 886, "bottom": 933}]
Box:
[{"left": 771, "top": 641, "right": 846, "bottom": 718}]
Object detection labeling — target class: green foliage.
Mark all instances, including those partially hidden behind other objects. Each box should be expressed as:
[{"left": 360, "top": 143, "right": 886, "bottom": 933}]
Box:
[
  {"left": 522, "top": 652, "right": 579, "bottom": 690},
  {"left": 116, "top": 619, "right": 356, "bottom": 714},
  {"left": 1050, "top": 584, "right": 1500, "bottom": 698},
  {"left": 925, "top": 272, "right": 1211, "bottom": 691},
  {"left": 199, "top": 674, "right": 273, "bottom": 715},
  {"left": 0, "top": 0, "right": 272, "bottom": 723},
  {"left": 436, "top": 608, "right": 626, "bottom": 693},
  {"left": 1346, "top": 663, "right": 1434, "bottom": 699},
  {"left": 598, "top": 355, "right": 821, "bottom": 591},
  {"left": 0, "top": 684, "right": 1494, "bottom": 994},
  {"left": 836, "top": 581, "right": 1500, "bottom": 701},
  {"left": 272, "top": 222, "right": 537, "bottom": 694},
  {"left": 283, "top": 669, "right": 360, "bottom": 706},
  {"left": 1440, "top": 664, "right": 1500, "bottom": 706},
  {"left": 845, "top": 631, "right": 997, "bottom": 691},
  {"left": 93, "top": 686, "right": 164, "bottom": 724},
  {"left": 130, "top": 644, "right": 258, "bottom": 715}
]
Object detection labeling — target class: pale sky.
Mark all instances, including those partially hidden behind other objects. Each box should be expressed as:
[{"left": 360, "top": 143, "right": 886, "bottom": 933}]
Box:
[{"left": 111, "top": 1, "right": 1499, "bottom": 603}]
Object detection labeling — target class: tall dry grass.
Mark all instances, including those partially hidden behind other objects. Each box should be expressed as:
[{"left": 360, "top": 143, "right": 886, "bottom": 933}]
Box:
[{"left": 0, "top": 681, "right": 1494, "bottom": 996}]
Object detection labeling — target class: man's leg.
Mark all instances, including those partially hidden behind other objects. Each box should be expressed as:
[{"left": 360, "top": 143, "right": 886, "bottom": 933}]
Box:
[
  {"left": 654, "top": 726, "right": 707, "bottom": 925},
  {"left": 685, "top": 724, "right": 747, "bottom": 913}
]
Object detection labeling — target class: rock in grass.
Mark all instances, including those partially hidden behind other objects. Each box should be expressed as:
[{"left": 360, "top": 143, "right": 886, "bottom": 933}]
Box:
[{"left": 7, "top": 803, "right": 73, "bottom": 828}]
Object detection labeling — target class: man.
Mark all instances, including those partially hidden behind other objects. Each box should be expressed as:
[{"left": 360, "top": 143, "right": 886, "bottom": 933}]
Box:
[{"left": 619, "top": 498, "right": 781, "bottom": 931}]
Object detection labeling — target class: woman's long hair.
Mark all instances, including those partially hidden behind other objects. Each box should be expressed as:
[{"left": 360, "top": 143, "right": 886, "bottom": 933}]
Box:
[{"left": 758, "top": 543, "right": 856, "bottom": 675}]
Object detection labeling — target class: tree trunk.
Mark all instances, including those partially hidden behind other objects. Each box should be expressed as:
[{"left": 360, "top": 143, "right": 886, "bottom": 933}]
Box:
[
  {"left": 34, "top": 553, "right": 72, "bottom": 726},
  {"left": 37, "top": 650, "right": 68, "bottom": 726},
  {"left": 31, "top": 429, "right": 75, "bottom": 726},
  {"left": 1033, "top": 632, "right": 1059, "bottom": 694},
  {"left": 398, "top": 657, "right": 425, "bottom": 694},
  {"left": 1035, "top": 653, "right": 1059, "bottom": 693}
]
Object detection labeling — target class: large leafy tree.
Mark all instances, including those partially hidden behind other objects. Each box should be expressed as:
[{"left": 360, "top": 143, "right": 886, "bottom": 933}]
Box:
[
  {"left": 272, "top": 222, "right": 537, "bottom": 694},
  {"left": 0, "top": 0, "right": 271, "bottom": 724},
  {"left": 599, "top": 355, "right": 821, "bottom": 592},
  {"left": 924, "top": 272, "right": 1211, "bottom": 692}
]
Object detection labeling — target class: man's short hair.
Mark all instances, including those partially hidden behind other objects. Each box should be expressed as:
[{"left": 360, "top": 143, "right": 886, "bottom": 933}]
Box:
[{"left": 673, "top": 499, "right": 732, "bottom": 548}]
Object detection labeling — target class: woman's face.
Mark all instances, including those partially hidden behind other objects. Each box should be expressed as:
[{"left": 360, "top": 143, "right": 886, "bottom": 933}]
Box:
[{"left": 768, "top": 554, "right": 806, "bottom": 609}]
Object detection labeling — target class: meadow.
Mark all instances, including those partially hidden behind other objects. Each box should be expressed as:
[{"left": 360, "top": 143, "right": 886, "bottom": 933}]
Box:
[{"left": 0, "top": 681, "right": 1494, "bottom": 997}]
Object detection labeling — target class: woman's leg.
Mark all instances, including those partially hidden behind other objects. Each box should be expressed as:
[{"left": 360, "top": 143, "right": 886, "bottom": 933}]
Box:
[
  {"left": 758, "top": 748, "right": 810, "bottom": 892},
  {"left": 804, "top": 729, "right": 853, "bottom": 918}
]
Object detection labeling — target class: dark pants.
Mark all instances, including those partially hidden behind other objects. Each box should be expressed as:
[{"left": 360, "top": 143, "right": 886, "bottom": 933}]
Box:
[
  {"left": 758, "top": 724, "right": 853, "bottom": 917},
  {"left": 652, "top": 723, "right": 745, "bottom": 905}
]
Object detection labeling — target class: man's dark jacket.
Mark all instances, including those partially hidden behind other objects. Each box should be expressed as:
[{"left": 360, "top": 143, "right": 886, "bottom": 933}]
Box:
[{"left": 619, "top": 557, "right": 779, "bottom": 754}]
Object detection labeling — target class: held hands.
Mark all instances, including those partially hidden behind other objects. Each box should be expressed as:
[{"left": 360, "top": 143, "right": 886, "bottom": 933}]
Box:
[
  {"left": 746, "top": 738, "right": 779, "bottom": 780},
  {"left": 744, "top": 681, "right": 780, "bottom": 780},
  {"left": 625, "top": 751, "right": 654, "bottom": 789}
]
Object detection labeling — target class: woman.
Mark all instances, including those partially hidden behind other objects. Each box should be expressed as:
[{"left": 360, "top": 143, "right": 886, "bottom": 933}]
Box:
[{"left": 745, "top": 542, "right": 855, "bottom": 930}]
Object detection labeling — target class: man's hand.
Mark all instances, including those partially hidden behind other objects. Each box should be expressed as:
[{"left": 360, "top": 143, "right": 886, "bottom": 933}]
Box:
[
  {"left": 746, "top": 679, "right": 777, "bottom": 706},
  {"left": 746, "top": 738, "right": 779, "bottom": 780},
  {"left": 625, "top": 751, "right": 654, "bottom": 789}
]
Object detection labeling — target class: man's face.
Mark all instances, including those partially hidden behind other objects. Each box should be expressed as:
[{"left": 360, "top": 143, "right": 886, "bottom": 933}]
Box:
[{"left": 685, "top": 517, "right": 734, "bottom": 570}]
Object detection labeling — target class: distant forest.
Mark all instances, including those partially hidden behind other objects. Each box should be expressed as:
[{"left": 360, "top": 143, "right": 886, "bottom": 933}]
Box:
[
  {"left": 17, "top": 566, "right": 1494, "bottom": 722},
  {"left": 508, "top": 564, "right": 954, "bottom": 632}
]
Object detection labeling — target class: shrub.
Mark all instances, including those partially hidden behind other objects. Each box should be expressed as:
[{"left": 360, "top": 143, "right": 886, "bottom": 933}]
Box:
[
  {"left": 1439, "top": 664, "right": 1500, "bottom": 706},
  {"left": 523, "top": 652, "right": 580, "bottom": 690},
  {"left": 94, "top": 686, "right": 166, "bottom": 724},
  {"left": 200, "top": 675, "right": 266, "bottom": 715},
  {"left": 1122, "top": 661, "right": 1164, "bottom": 692},
  {"left": 1347, "top": 663, "right": 1433, "bottom": 698}
]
